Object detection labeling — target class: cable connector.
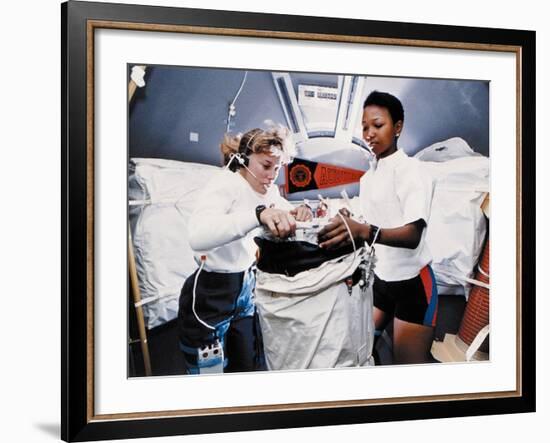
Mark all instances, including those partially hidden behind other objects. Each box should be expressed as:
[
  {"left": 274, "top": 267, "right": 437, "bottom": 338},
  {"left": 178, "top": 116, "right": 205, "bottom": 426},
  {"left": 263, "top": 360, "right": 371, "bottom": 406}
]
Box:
[{"left": 235, "top": 154, "right": 245, "bottom": 165}]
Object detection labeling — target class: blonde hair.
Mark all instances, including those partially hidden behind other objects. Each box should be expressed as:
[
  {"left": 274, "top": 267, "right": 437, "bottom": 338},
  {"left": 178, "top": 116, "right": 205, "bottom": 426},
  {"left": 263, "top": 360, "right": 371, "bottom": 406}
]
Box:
[{"left": 220, "top": 122, "right": 295, "bottom": 171}]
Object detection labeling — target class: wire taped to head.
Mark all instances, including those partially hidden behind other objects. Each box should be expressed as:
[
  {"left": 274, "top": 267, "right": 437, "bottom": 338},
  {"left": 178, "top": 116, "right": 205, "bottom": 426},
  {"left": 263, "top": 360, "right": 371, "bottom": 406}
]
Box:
[
  {"left": 225, "top": 152, "right": 246, "bottom": 169},
  {"left": 224, "top": 152, "right": 250, "bottom": 177},
  {"left": 225, "top": 153, "right": 263, "bottom": 187}
]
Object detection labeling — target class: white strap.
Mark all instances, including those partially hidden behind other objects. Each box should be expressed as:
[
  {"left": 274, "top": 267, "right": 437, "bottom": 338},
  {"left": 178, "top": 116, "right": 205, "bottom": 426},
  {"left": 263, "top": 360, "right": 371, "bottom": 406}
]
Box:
[
  {"left": 134, "top": 295, "right": 158, "bottom": 308},
  {"left": 129, "top": 191, "right": 195, "bottom": 207},
  {"left": 129, "top": 199, "right": 151, "bottom": 206},
  {"left": 436, "top": 269, "right": 490, "bottom": 290},
  {"left": 436, "top": 185, "right": 490, "bottom": 193},
  {"left": 477, "top": 264, "right": 490, "bottom": 279},
  {"left": 466, "top": 324, "right": 490, "bottom": 361},
  {"left": 134, "top": 291, "right": 178, "bottom": 308}
]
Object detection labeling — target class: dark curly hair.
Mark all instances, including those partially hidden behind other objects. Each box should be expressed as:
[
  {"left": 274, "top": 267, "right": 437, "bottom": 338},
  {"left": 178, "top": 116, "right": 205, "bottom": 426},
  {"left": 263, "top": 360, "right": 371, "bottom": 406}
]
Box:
[{"left": 363, "top": 90, "right": 404, "bottom": 125}]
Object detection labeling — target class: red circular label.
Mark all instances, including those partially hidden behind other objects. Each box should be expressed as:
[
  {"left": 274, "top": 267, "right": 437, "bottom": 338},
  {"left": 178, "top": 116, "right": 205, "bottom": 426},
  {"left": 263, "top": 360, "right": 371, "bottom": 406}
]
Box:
[{"left": 289, "top": 164, "right": 312, "bottom": 188}]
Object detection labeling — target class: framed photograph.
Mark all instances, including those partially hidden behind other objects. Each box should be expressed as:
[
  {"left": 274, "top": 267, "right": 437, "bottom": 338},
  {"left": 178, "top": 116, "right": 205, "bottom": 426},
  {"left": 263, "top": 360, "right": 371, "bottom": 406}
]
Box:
[{"left": 62, "top": 0, "right": 535, "bottom": 441}]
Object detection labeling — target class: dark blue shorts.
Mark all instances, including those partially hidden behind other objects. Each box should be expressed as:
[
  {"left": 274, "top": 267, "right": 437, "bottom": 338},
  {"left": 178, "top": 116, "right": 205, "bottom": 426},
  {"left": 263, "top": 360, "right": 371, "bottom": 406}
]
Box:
[
  {"left": 177, "top": 268, "right": 266, "bottom": 373},
  {"left": 373, "top": 265, "right": 438, "bottom": 327}
]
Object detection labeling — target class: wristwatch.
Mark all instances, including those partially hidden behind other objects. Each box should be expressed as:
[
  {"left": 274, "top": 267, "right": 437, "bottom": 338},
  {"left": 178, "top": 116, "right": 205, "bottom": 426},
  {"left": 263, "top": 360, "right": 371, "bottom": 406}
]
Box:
[
  {"left": 255, "top": 205, "right": 267, "bottom": 224},
  {"left": 367, "top": 224, "right": 380, "bottom": 245}
]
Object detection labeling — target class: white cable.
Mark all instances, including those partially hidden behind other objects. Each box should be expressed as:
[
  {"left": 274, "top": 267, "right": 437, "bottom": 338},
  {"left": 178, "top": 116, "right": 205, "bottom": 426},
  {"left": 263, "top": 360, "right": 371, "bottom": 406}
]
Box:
[
  {"left": 192, "top": 258, "right": 232, "bottom": 372},
  {"left": 340, "top": 190, "right": 353, "bottom": 214},
  {"left": 337, "top": 212, "right": 359, "bottom": 277},
  {"left": 337, "top": 212, "right": 357, "bottom": 256},
  {"left": 226, "top": 71, "right": 248, "bottom": 131},
  {"left": 370, "top": 225, "right": 381, "bottom": 247},
  {"left": 225, "top": 153, "right": 258, "bottom": 179},
  {"left": 241, "top": 163, "right": 260, "bottom": 181},
  {"left": 192, "top": 259, "right": 216, "bottom": 331},
  {"left": 225, "top": 153, "right": 268, "bottom": 191},
  {"left": 224, "top": 153, "right": 238, "bottom": 170},
  {"left": 230, "top": 71, "right": 248, "bottom": 107}
]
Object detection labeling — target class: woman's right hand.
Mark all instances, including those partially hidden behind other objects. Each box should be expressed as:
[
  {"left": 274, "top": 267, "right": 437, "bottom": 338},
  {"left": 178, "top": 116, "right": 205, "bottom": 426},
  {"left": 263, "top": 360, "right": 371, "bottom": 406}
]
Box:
[
  {"left": 260, "top": 208, "right": 297, "bottom": 238},
  {"left": 317, "top": 213, "right": 368, "bottom": 249}
]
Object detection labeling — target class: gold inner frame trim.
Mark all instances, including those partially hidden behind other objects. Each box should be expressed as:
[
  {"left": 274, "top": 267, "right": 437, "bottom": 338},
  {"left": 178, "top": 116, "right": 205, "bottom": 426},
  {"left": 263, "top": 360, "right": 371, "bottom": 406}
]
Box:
[
  {"left": 91, "top": 390, "right": 519, "bottom": 422},
  {"left": 86, "top": 19, "right": 523, "bottom": 423},
  {"left": 90, "top": 19, "right": 521, "bottom": 52}
]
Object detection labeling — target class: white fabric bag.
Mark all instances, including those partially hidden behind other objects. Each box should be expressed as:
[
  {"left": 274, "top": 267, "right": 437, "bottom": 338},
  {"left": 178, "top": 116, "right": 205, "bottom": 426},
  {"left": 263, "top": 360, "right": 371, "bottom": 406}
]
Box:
[
  {"left": 255, "top": 252, "right": 374, "bottom": 370},
  {"left": 421, "top": 156, "right": 489, "bottom": 297},
  {"left": 414, "top": 139, "right": 489, "bottom": 298}
]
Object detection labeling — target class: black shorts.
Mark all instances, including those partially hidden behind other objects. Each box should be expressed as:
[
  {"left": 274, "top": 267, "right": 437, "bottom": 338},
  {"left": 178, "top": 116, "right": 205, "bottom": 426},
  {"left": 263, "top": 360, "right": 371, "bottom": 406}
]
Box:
[{"left": 373, "top": 265, "right": 438, "bottom": 327}]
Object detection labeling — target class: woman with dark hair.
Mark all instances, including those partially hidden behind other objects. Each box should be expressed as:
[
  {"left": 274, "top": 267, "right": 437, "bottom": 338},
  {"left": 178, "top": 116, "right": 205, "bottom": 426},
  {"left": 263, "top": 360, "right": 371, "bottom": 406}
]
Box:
[
  {"left": 318, "top": 91, "right": 437, "bottom": 365},
  {"left": 177, "top": 123, "right": 312, "bottom": 374}
]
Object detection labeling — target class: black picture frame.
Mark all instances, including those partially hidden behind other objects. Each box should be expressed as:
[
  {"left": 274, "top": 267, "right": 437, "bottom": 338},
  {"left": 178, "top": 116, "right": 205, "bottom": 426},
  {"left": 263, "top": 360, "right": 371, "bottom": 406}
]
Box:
[{"left": 61, "top": 0, "right": 536, "bottom": 441}]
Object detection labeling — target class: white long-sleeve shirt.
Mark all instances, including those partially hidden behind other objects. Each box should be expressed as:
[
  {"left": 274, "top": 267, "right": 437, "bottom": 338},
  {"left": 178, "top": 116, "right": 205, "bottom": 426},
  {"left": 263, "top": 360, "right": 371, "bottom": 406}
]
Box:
[
  {"left": 360, "top": 149, "right": 434, "bottom": 281},
  {"left": 188, "top": 169, "right": 293, "bottom": 272}
]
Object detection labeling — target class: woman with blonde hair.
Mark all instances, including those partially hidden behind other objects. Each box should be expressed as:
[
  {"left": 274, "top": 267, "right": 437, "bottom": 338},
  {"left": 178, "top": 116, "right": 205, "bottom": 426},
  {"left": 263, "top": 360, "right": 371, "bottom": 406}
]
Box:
[{"left": 177, "top": 123, "right": 312, "bottom": 374}]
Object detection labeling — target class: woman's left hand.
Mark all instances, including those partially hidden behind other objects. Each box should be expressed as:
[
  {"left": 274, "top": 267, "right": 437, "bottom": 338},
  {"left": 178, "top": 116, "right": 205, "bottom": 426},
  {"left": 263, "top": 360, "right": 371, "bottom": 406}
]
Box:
[
  {"left": 318, "top": 212, "right": 367, "bottom": 249},
  {"left": 290, "top": 205, "right": 313, "bottom": 222}
]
